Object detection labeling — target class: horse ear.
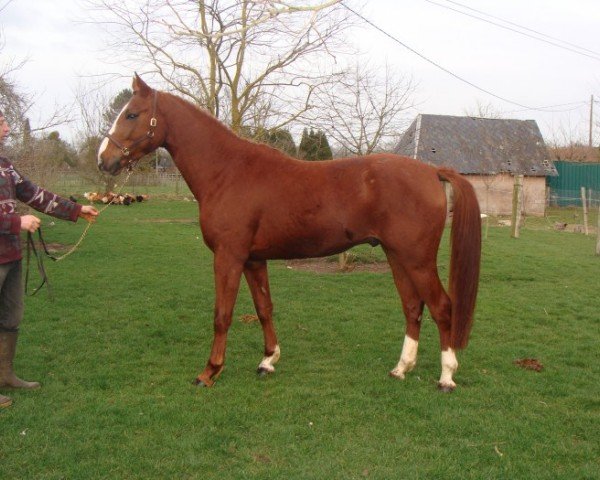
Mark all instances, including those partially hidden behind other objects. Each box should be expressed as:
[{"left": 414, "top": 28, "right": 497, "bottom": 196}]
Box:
[{"left": 132, "top": 73, "right": 151, "bottom": 97}]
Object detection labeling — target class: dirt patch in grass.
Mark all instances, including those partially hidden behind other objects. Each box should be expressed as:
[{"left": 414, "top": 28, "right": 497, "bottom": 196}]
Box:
[
  {"left": 31, "top": 242, "right": 69, "bottom": 253},
  {"left": 141, "top": 218, "right": 198, "bottom": 223},
  {"left": 285, "top": 258, "right": 390, "bottom": 274},
  {"left": 514, "top": 358, "right": 544, "bottom": 372}
]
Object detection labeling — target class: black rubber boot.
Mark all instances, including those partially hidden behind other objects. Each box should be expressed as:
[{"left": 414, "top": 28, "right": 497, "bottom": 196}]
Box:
[{"left": 0, "top": 331, "right": 40, "bottom": 389}]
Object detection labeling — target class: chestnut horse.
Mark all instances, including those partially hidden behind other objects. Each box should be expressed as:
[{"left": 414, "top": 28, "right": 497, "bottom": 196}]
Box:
[{"left": 98, "top": 75, "right": 481, "bottom": 392}]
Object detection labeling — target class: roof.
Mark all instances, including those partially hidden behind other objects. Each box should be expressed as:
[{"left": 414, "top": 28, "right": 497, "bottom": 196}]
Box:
[{"left": 394, "top": 114, "right": 557, "bottom": 176}]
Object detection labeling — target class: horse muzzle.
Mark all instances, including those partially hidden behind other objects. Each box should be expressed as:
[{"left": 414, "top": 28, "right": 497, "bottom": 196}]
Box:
[
  {"left": 97, "top": 153, "right": 127, "bottom": 176},
  {"left": 97, "top": 138, "right": 128, "bottom": 175}
]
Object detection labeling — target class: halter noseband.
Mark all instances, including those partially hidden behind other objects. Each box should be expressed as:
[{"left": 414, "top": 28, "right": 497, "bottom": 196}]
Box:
[{"left": 106, "top": 90, "right": 158, "bottom": 158}]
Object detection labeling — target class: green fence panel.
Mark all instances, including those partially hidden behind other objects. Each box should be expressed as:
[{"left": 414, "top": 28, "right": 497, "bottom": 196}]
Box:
[{"left": 547, "top": 161, "right": 600, "bottom": 206}]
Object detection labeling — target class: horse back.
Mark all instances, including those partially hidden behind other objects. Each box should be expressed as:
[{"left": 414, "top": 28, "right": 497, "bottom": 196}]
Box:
[{"left": 200, "top": 153, "right": 447, "bottom": 259}]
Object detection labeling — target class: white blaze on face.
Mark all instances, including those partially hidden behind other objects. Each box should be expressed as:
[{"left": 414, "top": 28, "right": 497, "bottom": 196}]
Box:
[
  {"left": 390, "top": 335, "right": 419, "bottom": 379},
  {"left": 97, "top": 101, "right": 131, "bottom": 164},
  {"left": 97, "top": 138, "right": 110, "bottom": 164}
]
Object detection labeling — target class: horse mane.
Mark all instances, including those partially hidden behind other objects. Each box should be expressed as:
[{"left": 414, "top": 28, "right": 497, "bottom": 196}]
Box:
[{"left": 161, "top": 91, "right": 293, "bottom": 162}]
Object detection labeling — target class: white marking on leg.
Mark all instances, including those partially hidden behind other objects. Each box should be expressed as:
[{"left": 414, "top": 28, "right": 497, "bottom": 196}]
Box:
[
  {"left": 439, "top": 348, "right": 458, "bottom": 389},
  {"left": 258, "top": 345, "right": 280, "bottom": 373},
  {"left": 390, "top": 335, "right": 419, "bottom": 379}
]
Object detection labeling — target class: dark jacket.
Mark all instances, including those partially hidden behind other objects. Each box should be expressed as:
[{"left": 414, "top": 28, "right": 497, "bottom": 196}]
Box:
[{"left": 0, "top": 156, "right": 82, "bottom": 264}]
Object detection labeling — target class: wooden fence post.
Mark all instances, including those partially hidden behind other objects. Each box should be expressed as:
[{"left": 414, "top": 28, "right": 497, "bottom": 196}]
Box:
[
  {"left": 596, "top": 202, "right": 600, "bottom": 256},
  {"left": 581, "top": 187, "right": 589, "bottom": 235},
  {"left": 511, "top": 175, "right": 523, "bottom": 238}
]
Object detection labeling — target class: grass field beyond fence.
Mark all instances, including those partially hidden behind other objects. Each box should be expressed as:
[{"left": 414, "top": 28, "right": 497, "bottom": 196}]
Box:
[{"left": 1, "top": 200, "right": 598, "bottom": 479}]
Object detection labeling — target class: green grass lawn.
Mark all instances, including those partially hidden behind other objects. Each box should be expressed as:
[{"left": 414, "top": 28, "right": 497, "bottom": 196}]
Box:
[{"left": 1, "top": 200, "right": 598, "bottom": 479}]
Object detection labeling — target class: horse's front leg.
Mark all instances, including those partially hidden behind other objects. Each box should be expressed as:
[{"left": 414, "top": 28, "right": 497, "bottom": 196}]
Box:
[
  {"left": 244, "top": 260, "right": 280, "bottom": 376},
  {"left": 195, "top": 250, "right": 245, "bottom": 387}
]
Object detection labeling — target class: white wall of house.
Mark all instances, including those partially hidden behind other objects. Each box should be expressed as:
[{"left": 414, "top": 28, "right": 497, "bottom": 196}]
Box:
[{"left": 466, "top": 174, "right": 547, "bottom": 216}]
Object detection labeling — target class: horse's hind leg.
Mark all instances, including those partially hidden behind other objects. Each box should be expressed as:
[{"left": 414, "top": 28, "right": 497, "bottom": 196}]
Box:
[
  {"left": 407, "top": 265, "right": 458, "bottom": 392},
  {"left": 244, "top": 260, "right": 280, "bottom": 376},
  {"left": 385, "top": 253, "right": 425, "bottom": 380},
  {"left": 385, "top": 247, "right": 458, "bottom": 391}
]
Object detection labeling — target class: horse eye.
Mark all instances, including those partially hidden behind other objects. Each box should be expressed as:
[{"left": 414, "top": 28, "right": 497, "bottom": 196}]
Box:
[{"left": 126, "top": 113, "right": 139, "bottom": 120}]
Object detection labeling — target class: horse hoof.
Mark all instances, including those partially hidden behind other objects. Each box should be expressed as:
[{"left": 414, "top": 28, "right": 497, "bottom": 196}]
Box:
[
  {"left": 388, "top": 370, "right": 405, "bottom": 380},
  {"left": 194, "top": 378, "right": 213, "bottom": 388},
  {"left": 437, "top": 383, "right": 455, "bottom": 393},
  {"left": 257, "top": 367, "right": 272, "bottom": 377}
]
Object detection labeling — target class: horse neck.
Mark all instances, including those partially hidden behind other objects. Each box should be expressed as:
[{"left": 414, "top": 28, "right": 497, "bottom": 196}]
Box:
[{"left": 160, "top": 93, "right": 246, "bottom": 202}]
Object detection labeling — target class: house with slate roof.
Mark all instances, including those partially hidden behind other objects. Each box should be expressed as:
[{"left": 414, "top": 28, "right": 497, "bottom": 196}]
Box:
[{"left": 394, "top": 114, "right": 557, "bottom": 216}]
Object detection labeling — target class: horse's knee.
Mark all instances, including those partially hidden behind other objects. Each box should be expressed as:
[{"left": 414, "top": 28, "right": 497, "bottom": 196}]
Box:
[{"left": 213, "top": 313, "right": 233, "bottom": 334}]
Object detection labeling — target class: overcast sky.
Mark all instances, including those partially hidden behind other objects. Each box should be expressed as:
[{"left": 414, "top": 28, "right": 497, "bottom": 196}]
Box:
[{"left": 2, "top": 0, "right": 599, "bottom": 145}]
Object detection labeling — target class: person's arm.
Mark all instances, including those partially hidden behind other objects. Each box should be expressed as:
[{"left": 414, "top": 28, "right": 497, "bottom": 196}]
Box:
[{"left": 13, "top": 168, "right": 83, "bottom": 222}]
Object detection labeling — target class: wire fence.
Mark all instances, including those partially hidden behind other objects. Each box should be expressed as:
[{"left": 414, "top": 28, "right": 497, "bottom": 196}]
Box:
[
  {"left": 30, "top": 168, "right": 600, "bottom": 234},
  {"left": 42, "top": 170, "right": 194, "bottom": 199},
  {"left": 548, "top": 188, "right": 600, "bottom": 208},
  {"left": 476, "top": 185, "right": 600, "bottom": 237}
]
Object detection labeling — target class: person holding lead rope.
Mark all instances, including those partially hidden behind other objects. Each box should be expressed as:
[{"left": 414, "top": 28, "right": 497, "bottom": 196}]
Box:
[{"left": 0, "top": 109, "right": 98, "bottom": 408}]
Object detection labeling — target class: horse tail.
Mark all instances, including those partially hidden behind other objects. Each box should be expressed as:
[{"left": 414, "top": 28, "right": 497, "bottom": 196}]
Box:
[{"left": 437, "top": 168, "right": 482, "bottom": 350}]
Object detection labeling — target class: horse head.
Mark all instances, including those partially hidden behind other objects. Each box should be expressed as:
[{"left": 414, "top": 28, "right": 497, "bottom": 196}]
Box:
[{"left": 97, "top": 74, "right": 164, "bottom": 175}]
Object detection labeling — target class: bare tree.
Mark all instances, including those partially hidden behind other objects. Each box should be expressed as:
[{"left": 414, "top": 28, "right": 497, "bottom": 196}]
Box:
[
  {"left": 0, "top": 78, "right": 73, "bottom": 189},
  {"left": 315, "top": 63, "right": 417, "bottom": 156},
  {"left": 0, "top": 35, "right": 28, "bottom": 142},
  {"left": 0, "top": 31, "right": 71, "bottom": 142},
  {"left": 86, "top": 0, "right": 353, "bottom": 134},
  {"left": 547, "top": 122, "right": 599, "bottom": 162},
  {"left": 463, "top": 100, "right": 505, "bottom": 119}
]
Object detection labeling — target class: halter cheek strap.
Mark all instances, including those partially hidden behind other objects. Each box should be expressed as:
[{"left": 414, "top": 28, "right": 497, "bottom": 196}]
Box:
[{"left": 106, "top": 90, "right": 158, "bottom": 157}]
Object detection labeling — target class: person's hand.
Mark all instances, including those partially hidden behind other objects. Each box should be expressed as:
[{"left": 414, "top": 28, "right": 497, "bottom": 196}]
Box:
[
  {"left": 20, "top": 215, "right": 41, "bottom": 233},
  {"left": 79, "top": 205, "right": 99, "bottom": 223}
]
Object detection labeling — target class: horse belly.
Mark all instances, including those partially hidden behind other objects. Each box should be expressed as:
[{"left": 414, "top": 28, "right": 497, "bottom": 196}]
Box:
[
  {"left": 249, "top": 233, "right": 351, "bottom": 260},
  {"left": 249, "top": 216, "right": 369, "bottom": 261},
  {"left": 248, "top": 165, "right": 382, "bottom": 260}
]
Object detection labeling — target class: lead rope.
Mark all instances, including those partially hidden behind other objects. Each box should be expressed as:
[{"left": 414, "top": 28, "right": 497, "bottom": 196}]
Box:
[
  {"left": 51, "top": 166, "right": 136, "bottom": 262},
  {"left": 25, "top": 167, "right": 136, "bottom": 297},
  {"left": 25, "top": 230, "right": 52, "bottom": 297}
]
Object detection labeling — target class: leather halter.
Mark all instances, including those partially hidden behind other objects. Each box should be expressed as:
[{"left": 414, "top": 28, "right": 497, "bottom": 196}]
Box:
[{"left": 106, "top": 90, "right": 158, "bottom": 157}]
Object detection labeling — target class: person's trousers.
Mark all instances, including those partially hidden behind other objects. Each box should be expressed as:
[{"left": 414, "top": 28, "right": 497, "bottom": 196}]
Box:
[{"left": 0, "top": 260, "right": 23, "bottom": 332}]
